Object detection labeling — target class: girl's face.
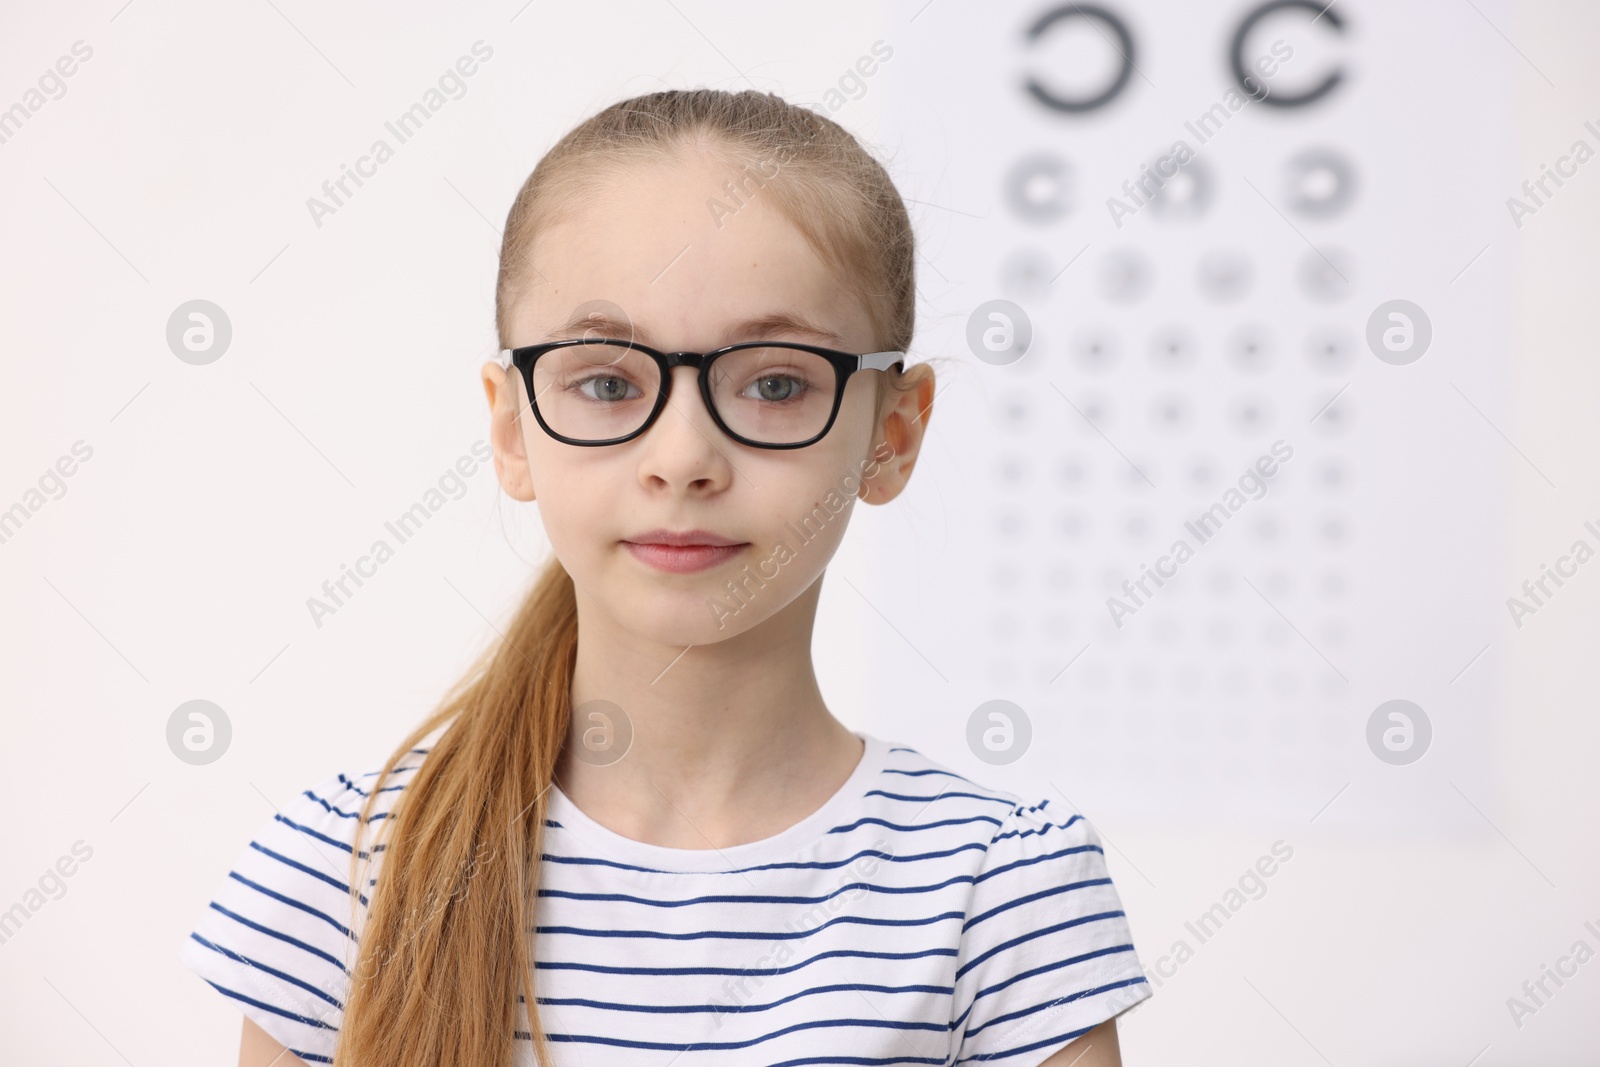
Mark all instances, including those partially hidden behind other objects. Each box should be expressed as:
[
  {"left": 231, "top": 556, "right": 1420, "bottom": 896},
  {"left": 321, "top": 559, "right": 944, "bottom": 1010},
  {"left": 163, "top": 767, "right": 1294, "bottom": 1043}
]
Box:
[{"left": 483, "top": 149, "right": 930, "bottom": 649}]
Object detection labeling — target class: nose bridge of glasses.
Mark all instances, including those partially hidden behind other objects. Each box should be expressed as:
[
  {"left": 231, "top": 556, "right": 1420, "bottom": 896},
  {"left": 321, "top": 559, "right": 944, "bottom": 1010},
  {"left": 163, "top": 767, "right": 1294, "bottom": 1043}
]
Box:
[
  {"left": 660, "top": 350, "right": 708, "bottom": 370},
  {"left": 658, "top": 350, "right": 727, "bottom": 402},
  {"left": 660, "top": 361, "right": 714, "bottom": 419},
  {"left": 645, "top": 362, "right": 728, "bottom": 455}
]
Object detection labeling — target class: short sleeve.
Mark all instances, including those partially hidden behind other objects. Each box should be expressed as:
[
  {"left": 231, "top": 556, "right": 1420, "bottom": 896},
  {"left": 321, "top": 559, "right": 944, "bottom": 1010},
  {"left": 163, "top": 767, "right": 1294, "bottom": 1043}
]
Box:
[
  {"left": 178, "top": 770, "right": 378, "bottom": 1065},
  {"left": 948, "top": 798, "right": 1152, "bottom": 1065}
]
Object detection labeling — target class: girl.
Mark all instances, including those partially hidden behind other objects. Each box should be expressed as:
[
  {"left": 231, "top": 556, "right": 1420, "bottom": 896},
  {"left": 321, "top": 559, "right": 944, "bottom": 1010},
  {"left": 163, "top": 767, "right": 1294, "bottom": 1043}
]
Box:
[{"left": 179, "top": 88, "right": 1151, "bottom": 1067}]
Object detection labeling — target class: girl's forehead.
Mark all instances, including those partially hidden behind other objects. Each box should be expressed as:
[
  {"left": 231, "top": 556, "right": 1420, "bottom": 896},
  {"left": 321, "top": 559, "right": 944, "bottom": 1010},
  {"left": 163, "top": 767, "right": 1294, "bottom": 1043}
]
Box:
[{"left": 512, "top": 162, "right": 875, "bottom": 348}]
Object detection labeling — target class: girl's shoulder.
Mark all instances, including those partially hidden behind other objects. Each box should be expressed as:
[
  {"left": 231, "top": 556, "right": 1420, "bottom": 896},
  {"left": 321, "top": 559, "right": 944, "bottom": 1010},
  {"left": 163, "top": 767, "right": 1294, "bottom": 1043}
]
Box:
[
  {"left": 876, "top": 737, "right": 1152, "bottom": 1059},
  {"left": 873, "top": 737, "right": 1088, "bottom": 852},
  {"left": 176, "top": 749, "right": 429, "bottom": 1064},
  {"left": 249, "top": 748, "right": 432, "bottom": 869}
]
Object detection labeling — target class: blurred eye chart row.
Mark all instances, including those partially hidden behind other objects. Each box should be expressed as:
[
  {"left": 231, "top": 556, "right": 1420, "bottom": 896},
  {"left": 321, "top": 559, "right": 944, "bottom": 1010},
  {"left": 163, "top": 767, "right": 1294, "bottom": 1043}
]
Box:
[{"left": 870, "top": 0, "right": 1514, "bottom": 831}]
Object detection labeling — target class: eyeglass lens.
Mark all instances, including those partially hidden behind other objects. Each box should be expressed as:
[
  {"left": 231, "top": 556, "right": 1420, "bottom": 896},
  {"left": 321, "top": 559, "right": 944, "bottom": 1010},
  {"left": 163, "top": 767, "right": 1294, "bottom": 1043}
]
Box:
[{"left": 530, "top": 342, "right": 841, "bottom": 444}]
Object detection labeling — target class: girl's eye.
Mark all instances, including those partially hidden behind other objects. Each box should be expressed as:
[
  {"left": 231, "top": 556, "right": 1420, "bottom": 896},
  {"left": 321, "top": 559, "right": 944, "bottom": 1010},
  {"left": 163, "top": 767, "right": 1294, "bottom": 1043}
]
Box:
[
  {"left": 574, "top": 375, "right": 642, "bottom": 402},
  {"left": 741, "top": 375, "right": 807, "bottom": 403}
]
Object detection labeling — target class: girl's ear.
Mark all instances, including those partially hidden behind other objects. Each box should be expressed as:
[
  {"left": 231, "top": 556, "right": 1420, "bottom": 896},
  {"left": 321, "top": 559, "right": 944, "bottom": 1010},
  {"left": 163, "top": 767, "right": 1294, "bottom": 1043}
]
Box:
[
  {"left": 858, "top": 363, "right": 936, "bottom": 505},
  {"left": 483, "top": 361, "right": 537, "bottom": 502}
]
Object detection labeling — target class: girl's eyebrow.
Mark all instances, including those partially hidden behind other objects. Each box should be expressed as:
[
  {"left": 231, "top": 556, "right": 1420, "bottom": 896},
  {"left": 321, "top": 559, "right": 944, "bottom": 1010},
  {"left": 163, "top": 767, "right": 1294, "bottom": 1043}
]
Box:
[
  {"left": 728, "top": 312, "right": 847, "bottom": 347},
  {"left": 547, "top": 310, "right": 845, "bottom": 348}
]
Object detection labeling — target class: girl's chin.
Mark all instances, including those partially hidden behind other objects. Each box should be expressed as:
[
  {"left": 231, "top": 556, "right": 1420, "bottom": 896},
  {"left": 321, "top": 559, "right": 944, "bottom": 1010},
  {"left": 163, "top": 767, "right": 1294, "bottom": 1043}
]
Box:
[{"left": 594, "top": 590, "right": 766, "bottom": 646}]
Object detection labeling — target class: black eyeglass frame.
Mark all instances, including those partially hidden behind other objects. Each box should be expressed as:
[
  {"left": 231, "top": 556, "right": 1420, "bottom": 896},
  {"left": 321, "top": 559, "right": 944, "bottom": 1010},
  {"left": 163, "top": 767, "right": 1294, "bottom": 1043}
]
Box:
[{"left": 496, "top": 339, "right": 906, "bottom": 450}]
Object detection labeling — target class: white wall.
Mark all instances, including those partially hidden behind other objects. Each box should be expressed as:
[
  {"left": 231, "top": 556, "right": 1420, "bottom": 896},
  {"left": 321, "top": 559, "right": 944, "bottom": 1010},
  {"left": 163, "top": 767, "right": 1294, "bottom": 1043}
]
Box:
[{"left": 0, "top": 1, "right": 1593, "bottom": 1064}]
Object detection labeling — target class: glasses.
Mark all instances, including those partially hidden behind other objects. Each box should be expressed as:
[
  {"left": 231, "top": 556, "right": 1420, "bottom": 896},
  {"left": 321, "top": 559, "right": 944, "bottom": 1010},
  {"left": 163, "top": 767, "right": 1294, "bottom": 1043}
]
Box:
[{"left": 496, "top": 339, "right": 905, "bottom": 449}]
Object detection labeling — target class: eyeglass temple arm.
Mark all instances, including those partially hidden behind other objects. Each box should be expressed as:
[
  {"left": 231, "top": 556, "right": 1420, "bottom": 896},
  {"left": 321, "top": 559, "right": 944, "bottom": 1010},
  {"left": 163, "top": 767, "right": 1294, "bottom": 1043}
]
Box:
[{"left": 860, "top": 351, "right": 906, "bottom": 372}]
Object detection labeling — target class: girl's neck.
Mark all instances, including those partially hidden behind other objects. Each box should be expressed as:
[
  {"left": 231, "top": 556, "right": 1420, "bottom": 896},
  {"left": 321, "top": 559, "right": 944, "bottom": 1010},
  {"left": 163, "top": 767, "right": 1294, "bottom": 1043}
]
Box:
[{"left": 556, "top": 579, "right": 862, "bottom": 850}]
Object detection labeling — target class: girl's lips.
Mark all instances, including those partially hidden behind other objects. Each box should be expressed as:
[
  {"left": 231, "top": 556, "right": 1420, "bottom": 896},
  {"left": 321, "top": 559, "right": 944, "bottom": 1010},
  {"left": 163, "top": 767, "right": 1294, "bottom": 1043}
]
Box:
[{"left": 622, "top": 541, "right": 748, "bottom": 574}]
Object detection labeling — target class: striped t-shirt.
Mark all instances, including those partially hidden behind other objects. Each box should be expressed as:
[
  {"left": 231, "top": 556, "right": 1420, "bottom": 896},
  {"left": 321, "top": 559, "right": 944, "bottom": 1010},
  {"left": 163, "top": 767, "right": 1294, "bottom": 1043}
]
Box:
[{"left": 179, "top": 731, "right": 1151, "bottom": 1065}]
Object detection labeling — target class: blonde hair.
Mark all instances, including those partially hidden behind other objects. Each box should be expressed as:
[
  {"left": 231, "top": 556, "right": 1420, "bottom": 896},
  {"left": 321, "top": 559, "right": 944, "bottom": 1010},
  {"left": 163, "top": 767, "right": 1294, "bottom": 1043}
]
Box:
[{"left": 335, "top": 88, "right": 920, "bottom": 1067}]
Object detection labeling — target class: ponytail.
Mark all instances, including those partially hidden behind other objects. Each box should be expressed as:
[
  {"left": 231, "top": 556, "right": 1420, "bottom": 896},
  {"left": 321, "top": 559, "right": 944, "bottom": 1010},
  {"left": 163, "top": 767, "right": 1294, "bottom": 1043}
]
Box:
[{"left": 336, "top": 556, "right": 577, "bottom": 1067}]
